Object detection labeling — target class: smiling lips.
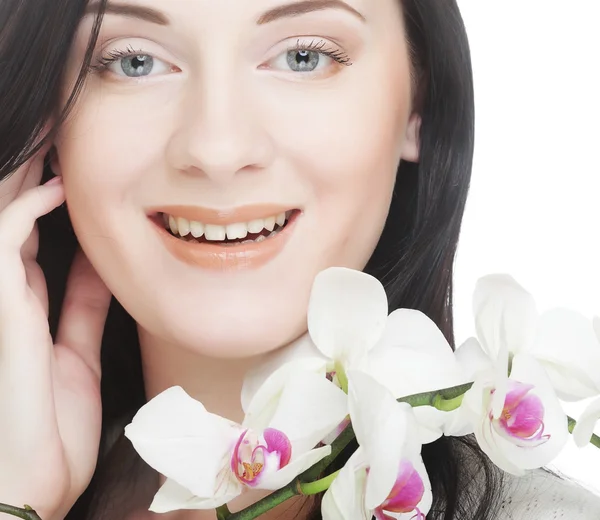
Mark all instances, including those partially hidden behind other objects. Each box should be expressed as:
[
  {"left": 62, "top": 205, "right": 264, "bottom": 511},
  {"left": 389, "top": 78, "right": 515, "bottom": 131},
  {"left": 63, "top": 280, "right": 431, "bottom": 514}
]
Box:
[{"left": 147, "top": 204, "right": 299, "bottom": 271}]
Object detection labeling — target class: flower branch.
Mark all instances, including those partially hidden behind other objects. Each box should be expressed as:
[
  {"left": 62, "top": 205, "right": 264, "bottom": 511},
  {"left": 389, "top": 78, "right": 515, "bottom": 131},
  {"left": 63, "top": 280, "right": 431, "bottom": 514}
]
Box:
[
  {"left": 0, "top": 504, "right": 42, "bottom": 520},
  {"left": 225, "top": 381, "right": 474, "bottom": 520}
]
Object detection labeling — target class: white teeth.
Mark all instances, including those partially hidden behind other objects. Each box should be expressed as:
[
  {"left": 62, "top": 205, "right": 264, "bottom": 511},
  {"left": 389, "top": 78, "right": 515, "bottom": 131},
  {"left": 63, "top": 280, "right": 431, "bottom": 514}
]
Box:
[
  {"left": 204, "top": 224, "right": 226, "bottom": 241},
  {"left": 177, "top": 217, "right": 190, "bottom": 237},
  {"left": 247, "top": 219, "right": 265, "bottom": 234},
  {"left": 190, "top": 221, "right": 205, "bottom": 238},
  {"left": 169, "top": 215, "right": 178, "bottom": 235},
  {"left": 263, "top": 216, "right": 276, "bottom": 232},
  {"left": 226, "top": 223, "right": 249, "bottom": 240},
  {"left": 163, "top": 210, "right": 293, "bottom": 242}
]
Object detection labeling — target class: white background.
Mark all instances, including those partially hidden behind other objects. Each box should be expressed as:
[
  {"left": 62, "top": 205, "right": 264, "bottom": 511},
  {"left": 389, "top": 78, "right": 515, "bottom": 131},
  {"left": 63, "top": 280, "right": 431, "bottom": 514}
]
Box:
[{"left": 454, "top": 1, "right": 600, "bottom": 494}]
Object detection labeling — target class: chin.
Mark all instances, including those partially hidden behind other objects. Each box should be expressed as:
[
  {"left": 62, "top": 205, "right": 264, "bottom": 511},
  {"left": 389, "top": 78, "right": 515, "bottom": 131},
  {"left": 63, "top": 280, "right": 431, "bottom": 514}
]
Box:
[{"left": 144, "top": 297, "right": 309, "bottom": 360}]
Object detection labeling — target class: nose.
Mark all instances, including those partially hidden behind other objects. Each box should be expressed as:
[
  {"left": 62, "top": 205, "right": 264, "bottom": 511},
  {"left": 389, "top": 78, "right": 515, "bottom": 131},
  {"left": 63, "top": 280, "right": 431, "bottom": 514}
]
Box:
[{"left": 166, "top": 75, "right": 274, "bottom": 184}]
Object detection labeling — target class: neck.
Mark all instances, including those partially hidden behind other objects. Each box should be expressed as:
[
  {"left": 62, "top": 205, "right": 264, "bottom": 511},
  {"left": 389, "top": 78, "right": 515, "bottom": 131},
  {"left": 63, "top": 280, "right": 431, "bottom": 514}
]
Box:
[{"left": 138, "top": 326, "right": 266, "bottom": 423}]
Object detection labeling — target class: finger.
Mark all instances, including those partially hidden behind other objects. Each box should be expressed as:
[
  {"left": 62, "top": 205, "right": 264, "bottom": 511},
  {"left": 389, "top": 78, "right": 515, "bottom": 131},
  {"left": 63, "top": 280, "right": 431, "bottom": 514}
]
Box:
[
  {"left": 0, "top": 177, "right": 64, "bottom": 250},
  {"left": 56, "top": 248, "right": 112, "bottom": 380}
]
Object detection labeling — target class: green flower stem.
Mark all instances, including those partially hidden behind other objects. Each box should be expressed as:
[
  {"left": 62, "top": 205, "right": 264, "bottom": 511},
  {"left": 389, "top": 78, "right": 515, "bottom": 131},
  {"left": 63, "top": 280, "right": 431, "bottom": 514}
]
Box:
[
  {"left": 567, "top": 416, "right": 600, "bottom": 449},
  {"left": 0, "top": 504, "right": 42, "bottom": 520},
  {"left": 334, "top": 362, "right": 349, "bottom": 394},
  {"left": 299, "top": 470, "right": 341, "bottom": 496},
  {"left": 400, "top": 382, "right": 473, "bottom": 409},
  {"left": 301, "top": 422, "right": 356, "bottom": 482},
  {"left": 226, "top": 484, "right": 297, "bottom": 520},
  {"left": 432, "top": 393, "right": 465, "bottom": 412},
  {"left": 216, "top": 504, "right": 232, "bottom": 520},
  {"left": 227, "top": 381, "right": 475, "bottom": 520}
]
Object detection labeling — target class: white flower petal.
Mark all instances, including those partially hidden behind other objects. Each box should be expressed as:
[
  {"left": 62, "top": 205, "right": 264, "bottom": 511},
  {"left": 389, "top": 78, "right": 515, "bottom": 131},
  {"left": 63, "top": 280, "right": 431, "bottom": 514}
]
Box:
[
  {"left": 124, "top": 386, "right": 239, "bottom": 498},
  {"left": 536, "top": 361, "right": 598, "bottom": 402},
  {"left": 322, "top": 450, "right": 370, "bottom": 520},
  {"left": 368, "top": 347, "right": 469, "bottom": 400},
  {"left": 454, "top": 337, "right": 494, "bottom": 380},
  {"left": 365, "top": 406, "right": 412, "bottom": 511},
  {"left": 347, "top": 371, "right": 405, "bottom": 458},
  {"left": 413, "top": 407, "right": 474, "bottom": 443},
  {"left": 260, "top": 370, "right": 348, "bottom": 454},
  {"left": 368, "top": 309, "right": 469, "bottom": 397},
  {"left": 373, "top": 309, "right": 453, "bottom": 357},
  {"left": 241, "top": 334, "right": 328, "bottom": 413},
  {"left": 573, "top": 397, "right": 600, "bottom": 448},
  {"left": 257, "top": 445, "right": 332, "bottom": 490},
  {"left": 530, "top": 308, "right": 600, "bottom": 400},
  {"left": 411, "top": 407, "right": 446, "bottom": 444},
  {"left": 410, "top": 455, "right": 433, "bottom": 518},
  {"left": 347, "top": 371, "right": 410, "bottom": 510},
  {"left": 242, "top": 358, "right": 328, "bottom": 431},
  {"left": 473, "top": 274, "right": 538, "bottom": 359},
  {"left": 308, "top": 267, "right": 388, "bottom": 360},
  {"left": 149, "top": 478, "right": 241, "bottom": 513}
]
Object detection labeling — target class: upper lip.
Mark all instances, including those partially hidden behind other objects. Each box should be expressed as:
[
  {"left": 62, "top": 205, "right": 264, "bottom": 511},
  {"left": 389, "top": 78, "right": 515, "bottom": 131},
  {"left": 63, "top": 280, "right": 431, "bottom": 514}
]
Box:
[{"left": 146, "top": 204, "right": 298, "bottom": 225}]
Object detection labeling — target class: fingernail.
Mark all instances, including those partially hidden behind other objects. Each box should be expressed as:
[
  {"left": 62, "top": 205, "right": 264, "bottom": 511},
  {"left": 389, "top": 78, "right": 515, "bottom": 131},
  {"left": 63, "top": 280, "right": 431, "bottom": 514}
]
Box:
[{"left": 45, "top": 176, "right": 63, "bottom": 186}]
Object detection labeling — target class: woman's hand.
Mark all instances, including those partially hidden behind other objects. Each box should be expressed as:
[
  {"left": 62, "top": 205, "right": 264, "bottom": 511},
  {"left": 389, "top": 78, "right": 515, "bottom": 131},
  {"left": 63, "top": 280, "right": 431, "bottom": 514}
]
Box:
[{"left": 0, "top": 150, "right": 112, "bottom": 520}]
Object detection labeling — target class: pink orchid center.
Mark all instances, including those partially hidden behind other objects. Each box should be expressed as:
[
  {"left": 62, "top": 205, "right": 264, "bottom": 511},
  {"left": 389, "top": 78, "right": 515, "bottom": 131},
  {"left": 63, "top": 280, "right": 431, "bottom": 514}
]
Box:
[
  {"left": 492, "top": 380, "right": 550, "bottom": 445},
  {"left": 231, "top": 428, "right": 292, "bottom": 487},
  {"left": 374, "top": 459, "right": 425, "bottom": 520}
]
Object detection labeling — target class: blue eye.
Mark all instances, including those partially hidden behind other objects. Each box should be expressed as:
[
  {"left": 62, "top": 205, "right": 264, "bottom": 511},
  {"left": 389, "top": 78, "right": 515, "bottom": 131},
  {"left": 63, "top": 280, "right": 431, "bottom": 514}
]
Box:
[
  {"left": 91, "top": 47, "right": 171, "bottom": 78},
  {"left": 286, "top": 49, "right": 321, "bottom": 72},
  {"left": 119, "top": 54, "right": 155, "bottom": 77},
  {"left": 271, "top": 39, "right": 352, "bottom": 74}
]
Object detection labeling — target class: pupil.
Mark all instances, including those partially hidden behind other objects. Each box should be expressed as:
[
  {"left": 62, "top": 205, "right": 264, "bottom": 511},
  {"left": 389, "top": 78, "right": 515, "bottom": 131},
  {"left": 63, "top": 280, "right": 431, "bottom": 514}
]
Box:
[
  {"left": 297, "top": 50, "right": 310, "bottom": 63},
  {"left": 287, "top": 49, "right": 319, "bottom": 72},
  {"left": 132, "top": 56, "right": 146, "bottom": 68},
  {"left": 122, "top": 55, "right": 154, "bottom": 77}
]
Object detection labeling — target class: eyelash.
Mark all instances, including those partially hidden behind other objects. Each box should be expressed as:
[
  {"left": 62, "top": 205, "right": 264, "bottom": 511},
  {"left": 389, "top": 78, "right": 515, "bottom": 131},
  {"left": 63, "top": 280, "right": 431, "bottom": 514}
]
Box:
[
  {"left": 291, "top": 38, "right": 352, "bottom": 66},
  {"left": 89, "top": 38, "right": 353, "bottom": 75},
  {"left": 90, "top": 44, "right": 146, "bottom": 73}
]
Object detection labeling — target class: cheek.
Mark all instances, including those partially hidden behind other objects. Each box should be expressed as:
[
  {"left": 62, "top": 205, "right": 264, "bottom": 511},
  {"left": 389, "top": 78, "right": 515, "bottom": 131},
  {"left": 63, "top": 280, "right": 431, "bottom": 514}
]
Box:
[
  {"left": 57, "top": 83, "right": 178, "bottom": 194},
  {"left": 56, "top": 86, "right": 176, "bottom": 236},
  {"left": 268, "top": 72, "right": 410, "bottom": 267}
]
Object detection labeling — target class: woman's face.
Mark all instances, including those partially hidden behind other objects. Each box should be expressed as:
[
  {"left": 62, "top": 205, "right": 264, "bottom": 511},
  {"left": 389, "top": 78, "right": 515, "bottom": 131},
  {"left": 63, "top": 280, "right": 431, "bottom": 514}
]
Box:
[{"left": 55, "top": 0, "right": 419, "bottom": 358}]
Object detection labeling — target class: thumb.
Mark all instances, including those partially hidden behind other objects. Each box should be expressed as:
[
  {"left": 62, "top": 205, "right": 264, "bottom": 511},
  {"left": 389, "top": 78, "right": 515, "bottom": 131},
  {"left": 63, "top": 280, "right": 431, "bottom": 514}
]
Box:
[{"left": 56, "top": 248, "right": 112, "bottom": 380}]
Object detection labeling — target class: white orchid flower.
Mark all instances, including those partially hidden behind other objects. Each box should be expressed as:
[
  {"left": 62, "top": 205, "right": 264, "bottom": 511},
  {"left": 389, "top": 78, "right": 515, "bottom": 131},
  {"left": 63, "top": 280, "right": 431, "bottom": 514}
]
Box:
[
  {"left": 471, "top": 274, "right": 600, "bottom": 407},
  {"left": 457, "top": 342, "right": 568, "bottom": 475},
  {"left": 572, "top": 317, "right": 600, "bottom": 447},
  {"left": 243, "top": 267, "right": 469, "bottom": 444},
  {"left": 124, "top": 371, "right": 347, "bottom": 513},
  {"left": 322, "top": 371, "right": 432, "bottom": 520}
]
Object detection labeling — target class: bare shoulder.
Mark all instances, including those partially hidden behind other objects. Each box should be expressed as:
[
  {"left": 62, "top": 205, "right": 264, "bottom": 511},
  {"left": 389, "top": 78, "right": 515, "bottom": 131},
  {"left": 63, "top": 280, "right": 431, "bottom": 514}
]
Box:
[{"left": 498, "top": 469, "right": 600, "bottom": 520}]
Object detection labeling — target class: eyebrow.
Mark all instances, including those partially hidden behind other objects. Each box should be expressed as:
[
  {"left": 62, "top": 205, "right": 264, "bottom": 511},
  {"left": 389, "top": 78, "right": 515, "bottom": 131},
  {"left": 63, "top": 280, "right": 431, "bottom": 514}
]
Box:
[
  {"left": 85, "top": 0, "right": 365, "bottom": 27},
  {"left": 256, "top": 0, "right": 366, "bottom": 24},
  {"left": 86, "top": 2, "right": 169, "bottom": 25}
]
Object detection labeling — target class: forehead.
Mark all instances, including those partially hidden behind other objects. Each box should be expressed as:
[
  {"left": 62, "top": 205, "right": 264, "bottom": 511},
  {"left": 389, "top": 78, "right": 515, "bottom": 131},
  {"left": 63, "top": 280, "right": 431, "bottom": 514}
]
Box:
[{"left": 88, "top": 0, "right": 393, "bottom": 27}]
